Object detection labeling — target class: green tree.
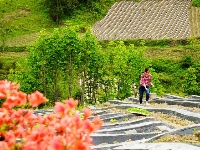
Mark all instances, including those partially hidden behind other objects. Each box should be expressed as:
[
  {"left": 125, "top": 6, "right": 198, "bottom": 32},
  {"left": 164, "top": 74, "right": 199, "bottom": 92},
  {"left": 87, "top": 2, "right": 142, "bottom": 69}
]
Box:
[
  {"left": 8, "top": 27, "right": 105, "bottom": 104},
  {"left": 106, "top": 41, "right": 150, "bottom": 100},
  {"left": 44, "top": 0, "right": 79, "bottom": 24},
  {"left": 28, "top": 28, "right": 83, "bottom": 102},
  {"left": 150, "top": 68, "right": 164, "bottom": 95},
  {"left": 192, "top": 0, "right": 200, "bottom": 7},
  {"left": 77, "top": 32, "right": 104, "bottom": 104},
  {"left": 182, "top": 67, "right": 198, "bottom": 95},
  {"left": 191, "top": 63, "right": 200, "bottom": 94},
  {"left": 180, "top": 55, "right": 193, "bottom": 69},
  {"left": 8, "top": 60, "right": 36, "bottom": 94}
]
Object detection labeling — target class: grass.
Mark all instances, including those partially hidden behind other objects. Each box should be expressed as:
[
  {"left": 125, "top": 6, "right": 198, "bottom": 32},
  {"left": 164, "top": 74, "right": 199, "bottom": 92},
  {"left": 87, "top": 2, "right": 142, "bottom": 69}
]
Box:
[
  {"left": 0, "top": 0, "right": 119, "bottom": 46},
  {"left": 0, "top": 51, "right": 28, "bottom": 58},
  {"left": 0, "top": 51, "right": 28, "bottom": 80},
  {"left": 145, "top": 45, "right": 200, "bottom": 62},
  {"left": 5, "top": 33, "right": 41, "bottom": 47},
  {"left": 111, "top": 104, "right": 195, "bottom": 127},
  {"left": 0, "top": 0, "right": 56, "bottom": 46}
]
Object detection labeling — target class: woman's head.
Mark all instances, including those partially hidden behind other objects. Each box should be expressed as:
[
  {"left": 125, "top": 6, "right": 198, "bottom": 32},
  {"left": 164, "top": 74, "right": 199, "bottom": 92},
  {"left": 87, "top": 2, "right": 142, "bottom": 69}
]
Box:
[{"left": 144, "top": 68, "right": 149, "bottom": 73}]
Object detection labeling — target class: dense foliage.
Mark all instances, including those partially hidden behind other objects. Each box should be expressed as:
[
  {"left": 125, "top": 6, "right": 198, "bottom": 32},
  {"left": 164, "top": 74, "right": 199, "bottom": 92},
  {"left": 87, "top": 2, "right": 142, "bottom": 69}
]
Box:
[
  {"left": 3, "top": 27, "right": 200, "bottom": 105},
  {"left": 0, "top": 0, "right": 55, "bottom": 38},
  {"left": 8, "top": 27, "right": 156, "bottom": 105}
]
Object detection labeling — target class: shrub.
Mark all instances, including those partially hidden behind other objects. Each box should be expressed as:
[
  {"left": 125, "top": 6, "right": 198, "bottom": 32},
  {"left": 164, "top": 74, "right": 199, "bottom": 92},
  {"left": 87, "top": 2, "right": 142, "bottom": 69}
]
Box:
[
  {"left": 0, "top": 60, "right": 3, "bottom": 69},
  {"left": 182, "top": 67, "right": 198, "bottom": 95},
  {"left": 192, "top": 0, "right": 200, "bottom": 7},
  {"left": 180, "top": 55, "right": 193, "bottom": 69},
  {"left": 0, "top": 80, "right": 102, "bottom": 149}
]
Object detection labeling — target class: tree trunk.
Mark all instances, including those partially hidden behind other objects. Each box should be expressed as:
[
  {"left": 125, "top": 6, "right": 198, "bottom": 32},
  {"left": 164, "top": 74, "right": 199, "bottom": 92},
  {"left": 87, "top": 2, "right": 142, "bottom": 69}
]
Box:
[
  {"left": 117, "top": 79, "right": 120, "bottom": 99},
  {"left": 42, "top": 68, "right": 47, "bottom": 97},
  {"left": 56, "top": 0, "right": 59, "bottom": 25},
  {"left": 92, "top": 76, "right": 97, "bottom": 103},
  {"left": 53, "top": 69, "right": 59, "bottom": 102},
  {"left": 80, "top": 70, "right": 86, "bottom": 105},
  {"left": 69, "top": 50, "right": 72, "bottom": 97}
]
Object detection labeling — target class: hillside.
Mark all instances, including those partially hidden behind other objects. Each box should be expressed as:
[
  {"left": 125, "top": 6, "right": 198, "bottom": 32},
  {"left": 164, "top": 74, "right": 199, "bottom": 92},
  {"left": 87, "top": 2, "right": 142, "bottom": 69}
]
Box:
[
  {"left": 0, "top": 0, "right": 200, "bottom": 47},
  {"left": 0, "top": 0, "right": 56, "bottom": 47}
]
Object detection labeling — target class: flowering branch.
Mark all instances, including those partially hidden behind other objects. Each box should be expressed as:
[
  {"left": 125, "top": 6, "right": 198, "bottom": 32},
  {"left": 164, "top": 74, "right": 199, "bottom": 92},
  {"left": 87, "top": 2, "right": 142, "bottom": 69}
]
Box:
[{"left": 0, "top": 80, "right": 103, "bottom": 150}]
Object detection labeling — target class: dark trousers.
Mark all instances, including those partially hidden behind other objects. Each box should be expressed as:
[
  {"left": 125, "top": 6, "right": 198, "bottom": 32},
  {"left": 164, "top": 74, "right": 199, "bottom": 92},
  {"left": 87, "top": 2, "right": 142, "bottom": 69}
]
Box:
[{"left": 139, "top": 86, "right": 150, "bottom": 104}]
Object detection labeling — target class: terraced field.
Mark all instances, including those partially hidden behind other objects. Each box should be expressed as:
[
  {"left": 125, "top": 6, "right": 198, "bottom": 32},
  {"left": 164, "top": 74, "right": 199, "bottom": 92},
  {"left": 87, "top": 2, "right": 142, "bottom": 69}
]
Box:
[
  {"left": 33, "top": 94, "right": 200, "bottom": 149},
  {"left": 88, "top": 94, "right": 200, "bottom": 149},
  {"left": 93, "top": 0, "right": 200, "bottom": 40}
]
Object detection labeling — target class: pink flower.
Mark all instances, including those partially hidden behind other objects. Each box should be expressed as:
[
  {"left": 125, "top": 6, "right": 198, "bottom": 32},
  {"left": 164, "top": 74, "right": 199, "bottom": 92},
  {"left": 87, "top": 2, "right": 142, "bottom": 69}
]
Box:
[
  {"left": 0, "top": 80, "right": 20, "bottom": 99},
  {"left": 28, "top": 91, "right": 47, "bottom": 107},
  {"left": 0, "top": 80, "right": 103, "bottom": 150},
  {"left": 0, "top": 141, "right": 9, "bottom": 150},
  {"left": 65, "top": 98, "right": 78, "bottom": 109},
  {"left": 83, "top": 108, "right": 92, "bottom": 120},
  {"left": 54, "top": 102, "right": 66, "bottom": 115},
  {"left": 3, "top": 91, "right": 27, "bottom": 109},
  {"left": 50, "top": 137, "right": 65, "bottom": 150},
  {"left": 4, "top": 130, "right": 16, "bottom": 148},
  {"left": 92, "top": 116, "right": 103, "bottom": 130}
]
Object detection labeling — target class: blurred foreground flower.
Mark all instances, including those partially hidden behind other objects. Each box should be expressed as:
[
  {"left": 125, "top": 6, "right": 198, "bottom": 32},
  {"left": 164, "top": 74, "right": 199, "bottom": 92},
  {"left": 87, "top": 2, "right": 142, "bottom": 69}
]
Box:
[{"left": 0, "top": 80, "right": 103, "bottom": 150}]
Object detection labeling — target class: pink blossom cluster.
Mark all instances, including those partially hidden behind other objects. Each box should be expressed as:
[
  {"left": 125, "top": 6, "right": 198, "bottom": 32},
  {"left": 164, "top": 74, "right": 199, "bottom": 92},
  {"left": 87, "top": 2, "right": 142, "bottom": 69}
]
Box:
[{"left": 0, "top": 80, "right": 103, "bottom": 150}]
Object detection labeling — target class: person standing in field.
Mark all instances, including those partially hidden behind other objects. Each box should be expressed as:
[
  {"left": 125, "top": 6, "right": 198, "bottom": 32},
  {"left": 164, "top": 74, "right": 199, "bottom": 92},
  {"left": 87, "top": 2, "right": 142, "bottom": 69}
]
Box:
[{"left": 139, "top": 68, "right": 154, "bottom": 105}]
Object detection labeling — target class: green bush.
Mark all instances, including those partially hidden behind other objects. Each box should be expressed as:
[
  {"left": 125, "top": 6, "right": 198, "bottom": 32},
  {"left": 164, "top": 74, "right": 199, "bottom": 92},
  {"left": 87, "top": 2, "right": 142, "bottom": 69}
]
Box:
[
  {"left": 150, "top": 69, "right": 164, "bottom": 95},
  {"left": 148, "top": 39, "right": 171, "bottom": 46},
  {"left": 182, "top": 67, "right": 199, "bottom": 95},
  {"left": 151, "top": 59, "right": 179, "bottom": 73},
  {"left": 0, "top": 59, "right": 17, "bottom": 80},
  {"left": 180, "top": 55, "right": 193, "bottom": 69},
  {"left": 192, "top": 63, "right": 200, "bottom": 94},
  {"left": 0, "top": 69, "right": 8, "bottom": 80},
  {"left": 0, "top": 60, "right": 3, "bottom": 69},
  {"left": 192, "top": 0, "right": 200, "bottom": 7},
  {"left": 113, "top": 39, "right": 186, "bottom": 47}
]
